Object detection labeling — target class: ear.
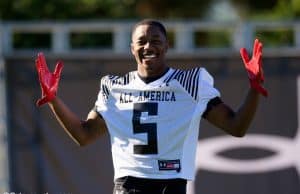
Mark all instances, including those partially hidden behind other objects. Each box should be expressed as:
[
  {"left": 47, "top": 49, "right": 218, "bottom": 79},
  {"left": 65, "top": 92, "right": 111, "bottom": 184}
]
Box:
[{"left": 165, "top": 40, "right": 169, "bottom": 52}]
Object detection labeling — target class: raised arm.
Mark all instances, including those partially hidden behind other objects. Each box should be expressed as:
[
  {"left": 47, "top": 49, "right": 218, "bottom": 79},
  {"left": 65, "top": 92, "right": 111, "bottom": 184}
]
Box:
[
  {"left": 205, "top": 39, "right": 268, "bottom": 137},
  {"left": 35, "top": 52, "right": 107, "bottom": 146},
  {"left": 48, "top": 97, "right": 107, "bottom": 146}
]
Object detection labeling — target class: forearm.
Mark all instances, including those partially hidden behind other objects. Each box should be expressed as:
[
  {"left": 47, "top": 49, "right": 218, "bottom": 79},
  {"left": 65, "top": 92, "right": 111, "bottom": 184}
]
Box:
[
  {"left": 230, "top": 88, "right": 260, "bottom": 136},
  {"left": 48, "top": 97, "right": 91, "bottom": 145},
  {"left": 207, "top": 87, "right": 261, "bottom": 137}
]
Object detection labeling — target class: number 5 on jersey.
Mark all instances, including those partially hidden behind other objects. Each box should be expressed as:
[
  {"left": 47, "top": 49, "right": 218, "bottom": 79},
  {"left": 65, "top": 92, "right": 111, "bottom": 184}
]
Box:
[{"left": 132, "top": 102, "right": 158, "bottom": 155}]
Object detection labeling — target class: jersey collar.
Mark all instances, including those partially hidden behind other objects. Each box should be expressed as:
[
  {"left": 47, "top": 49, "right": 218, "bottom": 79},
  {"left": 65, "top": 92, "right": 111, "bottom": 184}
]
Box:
[{"left": 134, "top": 68, "right": 174, "bottom": 87}]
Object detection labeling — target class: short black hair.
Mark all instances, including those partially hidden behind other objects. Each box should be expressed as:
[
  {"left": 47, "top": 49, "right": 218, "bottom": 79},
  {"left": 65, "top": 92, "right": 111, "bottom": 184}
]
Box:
[{"left": 132, "top": 19, "right": 167, "bottom": 39}]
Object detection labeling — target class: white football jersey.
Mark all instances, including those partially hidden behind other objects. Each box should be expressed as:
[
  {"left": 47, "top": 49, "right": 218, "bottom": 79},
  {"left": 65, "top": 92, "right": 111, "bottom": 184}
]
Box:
[{"left": 95, "top": 67, "right": 220, "bottom": 180}]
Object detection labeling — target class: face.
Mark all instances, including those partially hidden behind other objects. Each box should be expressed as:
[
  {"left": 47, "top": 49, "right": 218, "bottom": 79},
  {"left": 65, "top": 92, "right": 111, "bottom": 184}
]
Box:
[{"left": 131, "top": 24, "right": 169, "bottom": 77}]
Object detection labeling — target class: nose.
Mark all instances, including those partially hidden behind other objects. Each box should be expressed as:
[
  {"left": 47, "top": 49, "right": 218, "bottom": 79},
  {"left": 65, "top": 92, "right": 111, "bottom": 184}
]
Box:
[{"left": 144, "top": 41, "right": 152, "bottom": 49}]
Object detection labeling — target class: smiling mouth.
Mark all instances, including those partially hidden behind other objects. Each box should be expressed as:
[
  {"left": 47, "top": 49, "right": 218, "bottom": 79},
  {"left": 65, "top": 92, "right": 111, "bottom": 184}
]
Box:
[{"left": 143, "top": 53, "right": 157, "bottom": 60}]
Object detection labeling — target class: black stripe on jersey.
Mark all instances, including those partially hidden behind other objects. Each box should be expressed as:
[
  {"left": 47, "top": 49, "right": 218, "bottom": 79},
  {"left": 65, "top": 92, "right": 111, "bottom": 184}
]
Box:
[
  {"left": 164, "top": 68, "right": 201, "bottom": 100},
  {"left": 102, "top": 85, "right": 109, "bottom": 100},
  {"left": 111, "top": 71, "right": 135, "bottom": 85},
  {"left": 100, "top": 76, "right": 111, "bottom": 101},
  {"left": 100, "top": 72, "right": 136, "bottom": 101},
  {"left": 164, "top": 69, "right": 182, "bottom": 83},
  {"left": 190, "top": 68, "right": 201, "bottom": 98}
]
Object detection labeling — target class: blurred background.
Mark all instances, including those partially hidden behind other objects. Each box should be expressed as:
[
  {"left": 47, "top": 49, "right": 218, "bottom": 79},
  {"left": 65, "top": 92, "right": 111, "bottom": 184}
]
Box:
[{"left": 0, "top": 0, "right": 300, "bottom": 193}]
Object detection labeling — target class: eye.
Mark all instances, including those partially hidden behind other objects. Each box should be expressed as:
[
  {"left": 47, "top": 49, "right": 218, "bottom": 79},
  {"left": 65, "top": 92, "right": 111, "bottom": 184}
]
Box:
[
  {"left": 134, "top": 39, "right": 146, "bottom": 46},
  {"left": 151, "top": 40, "right": 162, "bottom": 44}
]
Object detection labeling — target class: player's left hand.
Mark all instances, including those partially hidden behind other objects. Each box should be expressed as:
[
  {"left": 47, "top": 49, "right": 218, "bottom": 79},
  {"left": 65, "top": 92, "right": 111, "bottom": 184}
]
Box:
[
  {"left": 35, "top": 52, "right": 63, "bottom": 106},
  {"left": 240, "top": 38, "right": 268, "bottom": 97}
]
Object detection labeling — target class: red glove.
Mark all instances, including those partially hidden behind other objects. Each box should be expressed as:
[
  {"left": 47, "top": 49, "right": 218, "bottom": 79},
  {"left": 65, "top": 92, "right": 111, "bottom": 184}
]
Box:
[
  {"left": 240, "top": 39, "right": 268, "bottom": 97},
  {"left": 35, "top": 52, "right": 63, "bottom": 106}
]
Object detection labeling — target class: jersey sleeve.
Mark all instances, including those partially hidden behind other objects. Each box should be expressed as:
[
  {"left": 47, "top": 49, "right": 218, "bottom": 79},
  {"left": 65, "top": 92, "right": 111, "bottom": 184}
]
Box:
[
  {"left": 94, "top": 76, "right": 110, "bottom": 113},
  {"left": 197, "top": 68, "right": 221, "bottom": 105}
]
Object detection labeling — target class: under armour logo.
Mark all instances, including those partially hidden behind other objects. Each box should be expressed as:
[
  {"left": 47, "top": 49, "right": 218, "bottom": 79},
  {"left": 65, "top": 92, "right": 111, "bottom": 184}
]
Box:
[{"left": 187, "top": 76, "right": 300, "bottom": 194}]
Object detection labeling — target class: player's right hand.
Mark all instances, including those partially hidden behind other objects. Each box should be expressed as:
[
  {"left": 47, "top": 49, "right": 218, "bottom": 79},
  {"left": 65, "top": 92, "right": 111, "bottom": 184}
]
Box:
[{"left": 35, "top": 52, "right": 63, "bottom": 106}]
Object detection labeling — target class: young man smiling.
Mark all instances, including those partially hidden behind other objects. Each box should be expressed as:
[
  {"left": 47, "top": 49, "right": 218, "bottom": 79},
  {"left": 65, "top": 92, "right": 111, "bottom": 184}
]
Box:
[
  {"left": 130, "top": 20, "right": 169, "bottom": 81},
  {"left": 35, "top": 19, "right": 268, "bottom": 194}
]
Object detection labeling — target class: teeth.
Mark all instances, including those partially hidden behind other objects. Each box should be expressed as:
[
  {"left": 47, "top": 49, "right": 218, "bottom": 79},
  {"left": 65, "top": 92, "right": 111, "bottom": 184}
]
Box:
[{"left": 144, "top": 54, "right": 156, "bottom": 59}]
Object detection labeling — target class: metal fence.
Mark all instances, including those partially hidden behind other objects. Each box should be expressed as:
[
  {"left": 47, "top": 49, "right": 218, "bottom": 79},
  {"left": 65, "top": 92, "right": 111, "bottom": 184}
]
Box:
[{"left": 1, "top": 20, "right": 300, "bottom": 57}]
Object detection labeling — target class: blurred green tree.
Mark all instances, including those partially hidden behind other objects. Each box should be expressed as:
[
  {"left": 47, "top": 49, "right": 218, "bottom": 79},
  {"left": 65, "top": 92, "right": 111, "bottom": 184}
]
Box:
[
  {"left": 0, "top": 0, "right": 212, "bottom": 20},
  {"left": 231, "top": 0, "right": 298, "bottom": 20},
  {"left": 0, "top": 0, "right": 298, "bottom": 20}
]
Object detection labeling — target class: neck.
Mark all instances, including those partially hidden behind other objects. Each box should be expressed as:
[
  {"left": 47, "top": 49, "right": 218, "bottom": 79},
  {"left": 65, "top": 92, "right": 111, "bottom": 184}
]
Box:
[
  {"left": 138, "top": 67, "right": 169, "bottom": 84},
  {"left": 138, "top": 62, "right": 169, "bottom": 77}
]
